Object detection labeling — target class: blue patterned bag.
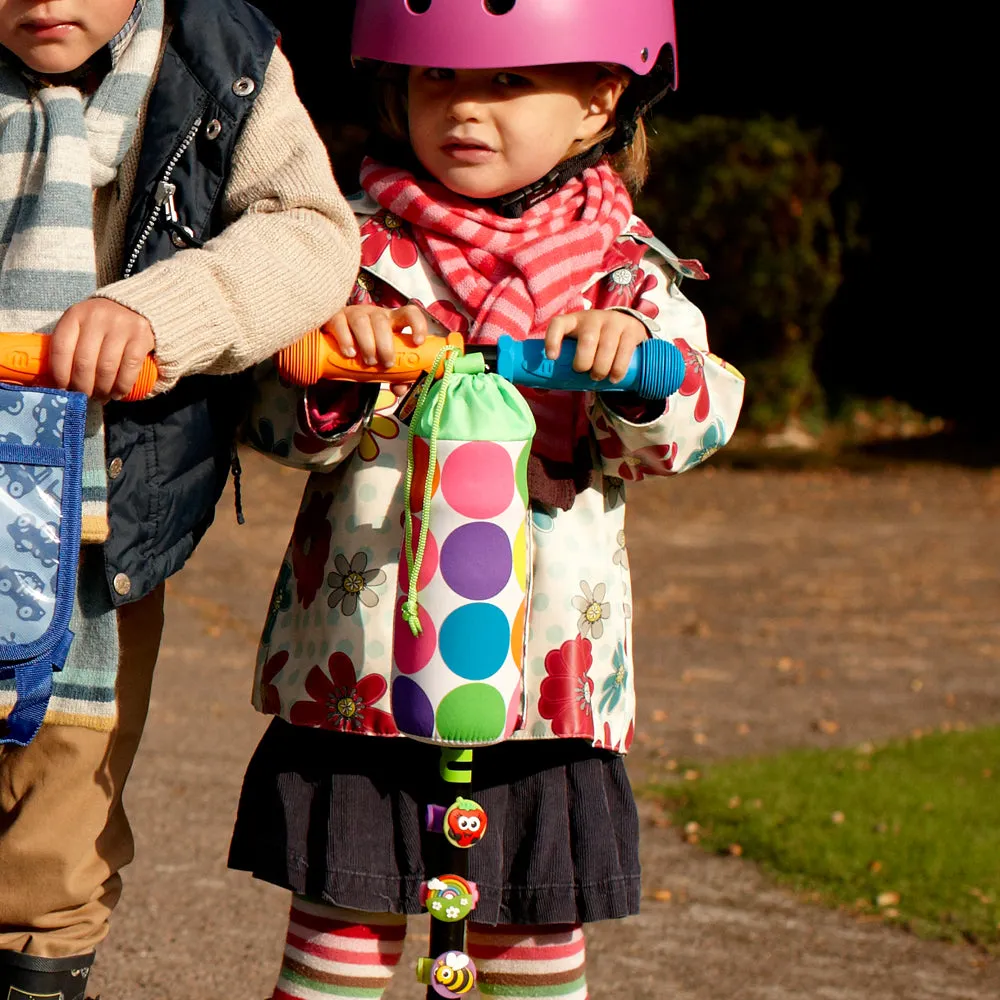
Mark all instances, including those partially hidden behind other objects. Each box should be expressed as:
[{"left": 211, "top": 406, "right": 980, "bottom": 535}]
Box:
[{"left": 0, "top": 385, "right": 86, "bottom": 746}]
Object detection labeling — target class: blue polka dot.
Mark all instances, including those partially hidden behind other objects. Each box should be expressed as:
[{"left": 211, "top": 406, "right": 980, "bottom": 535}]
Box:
[
  {"left": 439, "top": 603, "right": 509, "bottom": 680},
  {"left": 359, "top": 483, "right": 377, "bottom": 502},
  {"left": 532, "top": 593, "right": 550, "bottom": 612},
  {"left": 546, "top": 625, "right": 562, "bottom": 644},
  {"left": 367, "top": 640, "right": 385, "bottom": 658}
]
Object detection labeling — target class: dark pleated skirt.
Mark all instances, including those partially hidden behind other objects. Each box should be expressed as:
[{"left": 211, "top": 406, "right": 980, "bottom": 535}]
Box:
[{"left": 228, "top": 719, "right": 640, "bottom": 926}]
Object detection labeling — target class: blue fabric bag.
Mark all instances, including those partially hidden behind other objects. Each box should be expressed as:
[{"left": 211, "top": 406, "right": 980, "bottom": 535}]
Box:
[{"left": 0, "top": 384, "right": 86, "bottom": 746}]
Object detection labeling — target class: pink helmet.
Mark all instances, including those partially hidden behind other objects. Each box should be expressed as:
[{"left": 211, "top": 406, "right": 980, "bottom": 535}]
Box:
[{"left": 351, "top": 0, "right": 677, "bottom": 89}]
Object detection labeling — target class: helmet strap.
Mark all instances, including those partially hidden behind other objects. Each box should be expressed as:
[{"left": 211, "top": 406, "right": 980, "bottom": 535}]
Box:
[{"left": 490, "top": 144, "right": 606, "bottom": 218}]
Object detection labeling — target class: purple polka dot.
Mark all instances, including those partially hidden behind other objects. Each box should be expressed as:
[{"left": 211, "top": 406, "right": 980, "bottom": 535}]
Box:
[
  {"left": 439, "top": 522, "right": 512, "bottom": 600},
  {"left": 391, "top": 676, "right": 434, "bottom": 739}
]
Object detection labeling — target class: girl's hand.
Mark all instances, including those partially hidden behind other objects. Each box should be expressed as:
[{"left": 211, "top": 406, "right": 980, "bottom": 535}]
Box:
[
  {"left": 327, "top": 304, "right": 430, "bottom": 397},
  {"left": 544, "top": 309, "right": 649, "bottom": 383},
  {"left": 49, "top": 299, "right": 156, "bottom": 402}
]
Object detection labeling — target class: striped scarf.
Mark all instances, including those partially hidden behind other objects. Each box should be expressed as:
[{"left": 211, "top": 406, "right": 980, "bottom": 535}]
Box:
[
  {"left": 361, "top": 157, "right": 634, "bottom": 502},
  {"left": 0, "top": 0, "right": 164, "bottom": 542}
]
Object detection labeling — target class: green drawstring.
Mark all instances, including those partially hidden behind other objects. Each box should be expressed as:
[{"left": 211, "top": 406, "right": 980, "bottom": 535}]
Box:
[{"left": 401, "top": 344, "right": 459, "bottom": 636}]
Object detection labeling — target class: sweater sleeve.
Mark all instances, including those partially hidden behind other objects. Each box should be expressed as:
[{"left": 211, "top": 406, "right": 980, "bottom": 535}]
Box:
[{"left": 94, "top": 46, "right": 361, "bottom": 392}]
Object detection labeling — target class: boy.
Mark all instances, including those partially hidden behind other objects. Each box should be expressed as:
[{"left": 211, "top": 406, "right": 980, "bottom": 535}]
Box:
[{"left": 0, "top": 1, "right": 361, "bottom": 996}]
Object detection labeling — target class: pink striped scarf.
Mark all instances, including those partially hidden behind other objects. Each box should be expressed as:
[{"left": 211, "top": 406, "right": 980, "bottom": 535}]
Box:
[{"left": 361, "top": 158, "right": 634, "bottom": 505}]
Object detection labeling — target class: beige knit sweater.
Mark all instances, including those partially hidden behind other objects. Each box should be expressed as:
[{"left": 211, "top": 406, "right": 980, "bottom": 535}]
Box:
[{"left": 93, "top": 43, "right": 360, "bottom": 392}]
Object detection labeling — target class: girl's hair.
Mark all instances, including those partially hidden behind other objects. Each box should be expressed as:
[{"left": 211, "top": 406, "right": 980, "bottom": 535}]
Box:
[{"left": 375, "top": 65, "right": 651, "bottom": 196}]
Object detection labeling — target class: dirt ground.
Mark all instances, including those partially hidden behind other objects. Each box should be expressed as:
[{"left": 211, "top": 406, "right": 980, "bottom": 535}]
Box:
[{"left": 91, "top": 447, "right": 1000, "bottom": 999}]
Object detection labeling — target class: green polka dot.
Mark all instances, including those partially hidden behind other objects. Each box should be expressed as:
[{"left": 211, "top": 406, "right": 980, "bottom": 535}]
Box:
[
  {"left": 338, "top": 640, "right": 355, "bottom": 659},
  {"left": 327, "top": 609, "right": 341, "bottom": 627},
  {"left": 388, "top": 548, "right": 401, "bottom": 562},
  {"left": 320, "top": 641, "right": 330, "bottom": 658},
  {"left": 576, "top": 506, "right": 595, "bottom": 524},
  {"left": 547, "top": 563, "right": 565, "bottom": 579},
  {"left": 530, "top": 656, "right": 546, "bottom": 677},
  {"left": 515, "top": 442, "right": 530, "bottom": 504},
  {"left": 347, "top": 515, "right": 360, "bottom": 533},
  {"left": 531, "top": 720, "right": 549, "bottom": 738},
  {"left": 287, "top": 669, "right": 301, "bottom": 687},
  {"left": 532, "top": 593, "right": 550, "bottom": 612},
  {"left": 366, "top": 640, "right": 385, "bottom": 659},
  {"left": 436, "top": 684, "right": 506, "bottom": 743},
  {"left": 293, "top": 642, "right": 304, "bottom": 658},
  {"left": 306, "top": 641, "right": 316, "bottom": 659},
  {"left": 546, "top": 625, "right": 563, "bottom": 644},
  {"left": 359, "top": 483, "right": 377, "bottom": 503}
]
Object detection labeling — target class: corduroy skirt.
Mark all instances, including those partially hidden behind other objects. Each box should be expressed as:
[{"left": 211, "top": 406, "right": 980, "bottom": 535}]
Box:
[{"left": 228, "top": 719, "right": 640, "bottom": 926}]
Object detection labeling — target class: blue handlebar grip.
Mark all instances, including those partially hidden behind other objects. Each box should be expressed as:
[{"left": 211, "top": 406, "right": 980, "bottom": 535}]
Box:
[{"left": 495, "top": 335, "right": 685, "bottom": 399}]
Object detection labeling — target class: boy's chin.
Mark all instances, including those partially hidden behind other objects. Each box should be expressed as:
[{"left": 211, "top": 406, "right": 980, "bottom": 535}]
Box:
[{"left": 7, "top": 42, "right": 101, "bottom": 77}]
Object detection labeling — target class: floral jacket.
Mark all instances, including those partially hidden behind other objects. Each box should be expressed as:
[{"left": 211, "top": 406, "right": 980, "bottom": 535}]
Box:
[{"left": 246, "top": 193, "right": 745, "bottom": 753}]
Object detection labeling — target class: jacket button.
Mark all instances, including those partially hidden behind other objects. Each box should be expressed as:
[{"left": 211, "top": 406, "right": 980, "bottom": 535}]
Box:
[
  {"left": 232, "top": 77, "right": 255, "bottom": 97},
  {"left": 108, "top": 457, "right": 123, "bottom": 479},
  {"left": 113, "top": 573, "right": 132, "bottom": 597},
  {"left": 205, "top": 119, "right": 222, "bottom": 140}
]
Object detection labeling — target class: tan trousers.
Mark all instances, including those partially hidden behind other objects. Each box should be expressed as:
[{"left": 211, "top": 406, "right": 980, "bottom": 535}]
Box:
[{"left": 0, "top": 585, "right": 165, "bottom": 958}]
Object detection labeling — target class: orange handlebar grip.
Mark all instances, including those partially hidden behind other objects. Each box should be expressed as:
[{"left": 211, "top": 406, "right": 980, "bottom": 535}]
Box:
[
  {"left": 275, "top": 328, "right": 466, "bottom": 387},
  {"left": 0, "top": 331, "right": 158, "bottom": 400}
]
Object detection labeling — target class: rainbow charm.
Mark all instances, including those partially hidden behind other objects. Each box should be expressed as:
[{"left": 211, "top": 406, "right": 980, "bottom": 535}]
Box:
[{"left": 421, "top": 875, "right": 479, "bottom": 923}]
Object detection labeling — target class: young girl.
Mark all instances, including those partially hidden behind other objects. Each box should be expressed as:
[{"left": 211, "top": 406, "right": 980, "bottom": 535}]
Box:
[{"left": 230, "top": 2, "right": 744, "bottom": 997}]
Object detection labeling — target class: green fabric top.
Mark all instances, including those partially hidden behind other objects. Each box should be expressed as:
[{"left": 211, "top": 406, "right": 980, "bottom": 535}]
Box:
[{"left": 410, "top": 369, "right": 536, "bottom": 443}]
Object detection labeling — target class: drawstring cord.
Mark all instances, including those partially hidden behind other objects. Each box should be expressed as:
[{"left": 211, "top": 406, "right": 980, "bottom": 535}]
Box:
[{"left": 401, "top": 344, "right": 459, "bottom": 636}]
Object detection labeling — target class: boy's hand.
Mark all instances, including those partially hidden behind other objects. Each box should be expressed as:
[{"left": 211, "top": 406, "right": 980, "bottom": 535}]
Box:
[
  {"left": 50, "top": 299, "right": 155, "bottom": 402},
  {"left": 544, "top": 309, "right": 648, "bottom": 383},
  {"left": 327, "top": 304, "right": 429, "bottom": 396}
]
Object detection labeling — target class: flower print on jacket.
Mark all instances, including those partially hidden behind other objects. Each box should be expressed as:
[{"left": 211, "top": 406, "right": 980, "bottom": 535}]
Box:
[
  {"left": 349, "top": 271, "right": 409, "bottom": 309},
  {"left": 573, "top": 580, "right": 611, "bottom": 640},
  {"left": 420, "top": 299, "right": 470, "bottom": 335},
  {"left": 358, "top": 389, "right": 400, "bottom": 463},
  {"left": 360, "top": 211, "right": 418, "bottom": 269},
  {"left": 292, "top": 491, "right": 334, "bottom": 609},
  {"left": 612, "top": 529, "right": 628, "bottom": 569},
  {"left": 258, "top": 650, "right": 288, "bottom": 716},
  {"left": 603, "top": 263, "right": 660, "bottom": 320},
  {"left": 290, "top": 652, "right": 397, "bottom": 734},
  {"left": 262, "top": 561, "right": 293, "bottom": 645},
  {"left": 682, "top": 417, "right": 727, "bottom": 472},
  {"left": 598, "top": 642, "right": 628, "bottom": 713},
  {"left": 604, "top": 476, "right": 626, "bottom": 510},
  {"left": 538, "top": 635, "right": 595, "bottom": 739},
  {"left": 596, "top": 417, "right": 680, "bottom": 482},
  {"left": 327, "top": 551, "right": 386, "bottom": 616},
  {"left": 676, "top": 338, "right": 712, "bottom": 422}
]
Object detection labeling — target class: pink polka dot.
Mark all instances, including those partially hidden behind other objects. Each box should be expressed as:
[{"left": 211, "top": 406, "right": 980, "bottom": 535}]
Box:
[
  {"left": 441, "top": 442, "right": 514, "bottom": 519},
  {"left": 392, "top": 596, "right": 437, "bottom": 674},
  {"left": 397, "top": 522, "right": 439, "bottom": 592}
]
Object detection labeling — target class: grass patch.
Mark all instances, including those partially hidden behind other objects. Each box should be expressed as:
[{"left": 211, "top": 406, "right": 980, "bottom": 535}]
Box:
[{"left": 657, "top": 728, "right": 1000, "bottom": 949}]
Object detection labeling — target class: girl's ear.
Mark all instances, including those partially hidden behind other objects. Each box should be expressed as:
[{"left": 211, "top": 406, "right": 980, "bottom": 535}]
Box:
[{"left": 577, "top": 74, "right": 628, "bottom": 142}]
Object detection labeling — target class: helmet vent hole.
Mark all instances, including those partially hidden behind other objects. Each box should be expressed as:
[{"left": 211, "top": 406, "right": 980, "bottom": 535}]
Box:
[
  {"left": 640, "top": 47, "right": 649, "bottom": 63},
  {"left": 484, "top": 0, "right": 517, "bottom": 14},
  {"left": 406, "top": 0, "right": 432, "bottom": 12}
]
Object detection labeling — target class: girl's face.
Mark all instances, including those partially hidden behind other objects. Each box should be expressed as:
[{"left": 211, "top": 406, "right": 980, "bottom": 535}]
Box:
[
  {"left": 0, "top": 0, "right": 137, "bottom": 74},
  {"left": 407, "top": 64, "right": 621, "bottom": 200}
]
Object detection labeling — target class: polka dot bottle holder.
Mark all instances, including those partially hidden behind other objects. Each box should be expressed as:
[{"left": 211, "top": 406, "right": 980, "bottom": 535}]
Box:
[{"left": 392, "top": 349, "right": 535, "bottom": 746}]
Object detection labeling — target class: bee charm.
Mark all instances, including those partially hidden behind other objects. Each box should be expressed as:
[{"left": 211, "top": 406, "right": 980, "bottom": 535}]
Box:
[{"left": 430, "top": 951, "right": 477, "bottom": 997}]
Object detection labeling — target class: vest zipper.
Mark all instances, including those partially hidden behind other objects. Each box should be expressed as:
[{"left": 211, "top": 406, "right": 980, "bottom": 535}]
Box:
[{"left": 122, "top": 116, "right": 203, "bottom": 278}]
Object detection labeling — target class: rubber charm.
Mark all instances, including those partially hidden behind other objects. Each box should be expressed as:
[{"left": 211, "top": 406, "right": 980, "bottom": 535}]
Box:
[
  {"left": 429, "top": 951, "right": 477, "bottom": 997},
  {"left": 444, "top": 797, "right": 488, "bottom": 849},
  {"left": 421, "top": 875, "right": 479, "bottom": 923}
]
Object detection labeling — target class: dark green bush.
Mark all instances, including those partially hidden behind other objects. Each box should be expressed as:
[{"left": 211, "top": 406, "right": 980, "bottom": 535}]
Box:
[{"left": 636, "top": 116, "right": 847, "bottom": 430}]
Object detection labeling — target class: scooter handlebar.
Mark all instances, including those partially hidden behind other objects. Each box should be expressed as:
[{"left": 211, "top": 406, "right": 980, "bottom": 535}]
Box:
[
  {"left": 0, "top": 331, "right": 158, "bottom": 401},
  {"left": 276, "top": 328, "right": 685, "bottom": 400}
]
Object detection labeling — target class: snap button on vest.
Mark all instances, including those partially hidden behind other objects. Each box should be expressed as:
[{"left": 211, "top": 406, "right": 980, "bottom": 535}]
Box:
[
  {"left": 232, "top": 77, "right": 255, "bottom": 96},
  {"left": 108, "top": 457, "right": 124, "bottom": 479},
  {"left": 113, "top": 573, "right": 132, "bottom": 597},
  {"left": 205, "top": 119, "right": 222, "bottom": 140}
]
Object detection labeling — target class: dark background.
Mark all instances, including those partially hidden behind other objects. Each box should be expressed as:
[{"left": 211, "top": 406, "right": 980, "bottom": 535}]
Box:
[{"left": 253, "top": 2, "right": 988, "bottom": 431}]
